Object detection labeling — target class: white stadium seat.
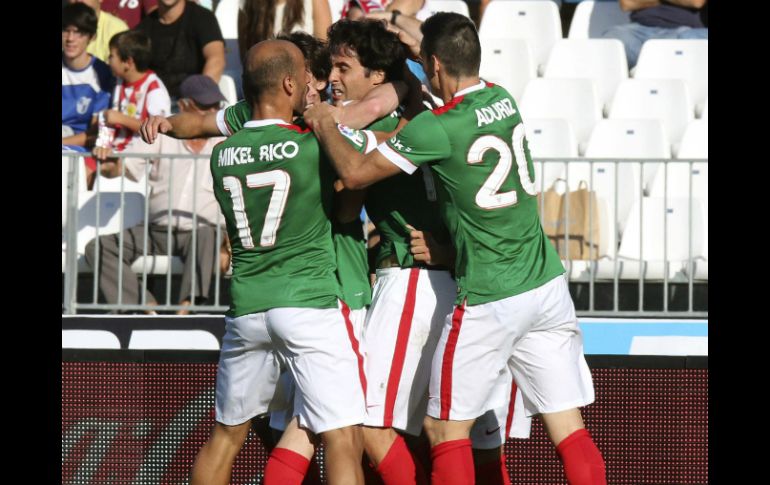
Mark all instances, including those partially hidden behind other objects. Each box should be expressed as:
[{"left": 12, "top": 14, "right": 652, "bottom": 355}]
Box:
[
  {"left": 581, "top": 119, "right": 670, "bottom": 246},
  {"left": 634, "top": 39, "right": 708, "bottom": 118},
  {"left": 218, "top": 74, "right": 238, "bottom": 107},
  {"left": 214, "top": 0, "right": 238, "bottom": 38},
  {"left": 543, "top": 38, "right": 628, "bottom": 115},
  {"left": 480, "top": 38, "right": 535, "bottom": 101},
  {"left": 596, "top": 197, "right": 705, "bottom": 281},
  {"left": 520, "top": 78, "right": 602, "bottom": 152},
  {"left": 479, "top": 0, "right": 562, "bottom": 74},
  {"left": 609, "top": 79, "right": 692, "bottom": 152},
  {"left": 524, "top": 118, "right": 577, "bottom": 192}
]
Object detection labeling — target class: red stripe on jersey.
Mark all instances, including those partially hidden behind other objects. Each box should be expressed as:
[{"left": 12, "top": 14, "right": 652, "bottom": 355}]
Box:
[
  {"left": 431, "top": 95, "right": 465, "bottom": 116},
  {"left": 504, "top": 378, "right": 518, "bottom": 437},
  {"left": 383, "top": 268, "right": 421, "bottom": 427},
  {"left": 279, "top": 123, "right": 311, "bottom": 134},
  {"left": 485, "top": 82, "right": 495, "bottom": 88},
  {"left": 146, "top": 80, "right": 160, "bottom": 95},
  {"left": 440, "top": 301, "right": 465, "bottom": 420},
  {"left": 341, "top": 301, "right": 368, "bottom": 399}
]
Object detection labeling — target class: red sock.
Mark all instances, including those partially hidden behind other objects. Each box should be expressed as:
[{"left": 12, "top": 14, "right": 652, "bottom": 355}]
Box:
[
  {"left": 375, "top": 434, "right": 428, "bottom": 485},
  {"left": 556, "top": 429, "right": 607, "bottom": 485},
  {"left": 302, "top": 455, "right": 322, "bottom": 485},
  {"left": 264, "top": 448, "right": 310, "bottom": 485},
  {"left": 473, "top": 453, "right": 511, "bottom": 485},
  {"left": 431, "top": 439, "right": 474, "bottom": 485}
]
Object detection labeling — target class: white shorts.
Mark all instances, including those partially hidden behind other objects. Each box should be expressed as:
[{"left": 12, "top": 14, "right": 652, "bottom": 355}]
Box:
[
  {"left": 362, "top": 267, "right": 457, "bottom": 436},
  {"left": 269, "top": 306, "right": 368, "bottom": 432},
  {"left": 470, "top": 375, "right": 532, "bottom": 449},
  {"left": 215, "top": 302, "right": 367, "bottom": 433},
  {"left": 428, "top": 276, "right": 595, "bottom": 421}
]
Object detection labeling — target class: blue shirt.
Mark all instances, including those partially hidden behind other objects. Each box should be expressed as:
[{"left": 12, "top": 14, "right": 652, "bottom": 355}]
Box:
[{"left": 62, "top": 55, "right": 114, "bottom": 134}]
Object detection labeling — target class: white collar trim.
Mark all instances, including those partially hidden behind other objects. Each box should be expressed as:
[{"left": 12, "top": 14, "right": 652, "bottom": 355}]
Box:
[{"left": 243, "top": 119, "right": 289, "bottom": 128}]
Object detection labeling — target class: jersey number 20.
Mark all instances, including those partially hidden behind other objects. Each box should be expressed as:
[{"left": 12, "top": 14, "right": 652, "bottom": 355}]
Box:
[
  {"left": 468, "top": 124, "right": 536, "bottom": 209},
  {"left": 223, "top": 170, "right": 291, "bottom": 248}
]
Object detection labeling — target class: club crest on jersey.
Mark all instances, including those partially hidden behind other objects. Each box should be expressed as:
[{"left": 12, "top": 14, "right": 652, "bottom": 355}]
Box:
[
  {"left": 338, "top": 124, "right": 365, "bottom": 147},
  {"left": 76, "top": 96, "right": 92, "bottom": 115},
  {"left": 475, "top": 99, "right": 516, "bottom": 127},
  {"left": 259, "top": 141, "right": 299, "bottom": 162}
]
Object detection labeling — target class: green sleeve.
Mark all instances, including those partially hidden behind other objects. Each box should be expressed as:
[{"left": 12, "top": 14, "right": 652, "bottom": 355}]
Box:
[
  {"left": 218, "top": 100, "right": 251, "bottom": 135},
  {"left": 377, "top": 111, "right": 451, "bottom": 174}
]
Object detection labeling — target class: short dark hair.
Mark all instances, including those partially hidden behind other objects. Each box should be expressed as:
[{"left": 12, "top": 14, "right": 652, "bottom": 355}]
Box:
[
  {"left": 62, "top": 3, "right": 97, "bottom": 37},
  {"left": 276, "top": 31, "right": 331, "bottom": 84},
  {"left": 242, "top": 47, "right": 296, "bottom": 105},
  {"left": 109, "top": 30, "right": 153, "bottom": 72},
  {"left": 420, "top": 12, "right": 481, "bottom": 78},
  {"left": 328, "top": 19, "right": 406, "bottom": 81}
]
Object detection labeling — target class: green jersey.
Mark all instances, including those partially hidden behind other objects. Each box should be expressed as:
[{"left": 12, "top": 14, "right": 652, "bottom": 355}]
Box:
[
  {"left": 217, "top": 100, "right": 250, "bottom": 136},
  {"left": 211, "top": 119, "right": 343, "bottom": 317},
  {"left": 377, "top": 82, "right": 564, "bottom": 305},
  {"left": 363, "top": 112, "right": 452, "bottom": 268},
  {"left": 217, "top": 102, "right": 372, "bottom": 310},
  {"left": 333, "top": 219, "right": 371, "bottom": 309}
]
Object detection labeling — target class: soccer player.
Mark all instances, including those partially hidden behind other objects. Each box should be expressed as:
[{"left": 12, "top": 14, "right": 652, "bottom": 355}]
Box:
[
  {"left": 304, "top": 12, "right": 606, "bottom": 485},
  {"left": 324, "top": 19, "right": 532, "bottom": 485},
  {"left": 191, "top": 39, "right": 367, "bottom": 485}
]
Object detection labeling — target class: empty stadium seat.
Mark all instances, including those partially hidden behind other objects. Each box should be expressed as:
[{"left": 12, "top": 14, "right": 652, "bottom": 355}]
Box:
[
  {"left": 214, "top": 0, "right": 238, "bottom": 38},
  {"left": 480, "top": 38, "right": 535, "bottom": 101},
  {"left": 524, "top": 118, "right": 577, "bottom": 192},
  {"left": 675, "top": 119, "right": 708, "bottom": 160},
  {"left": 634, "top": 39, "right": 708, "bottom": 117},
  {"left": 648, "top": 120, "right": 707, "bottom": 281},
  {"left": 543, "top": 38, "right": 628, "bottom": 115},
  {"left": 479, "top": 0, "right": 562, "bottom": 74},
  {"left": 520, "top": 78, "right": 602, "bottom": 153},
  {"left": 218, "top": 74, "right": 238, "bottom": 107},
  {"left": 417, "top": 0, "right": 471, "bottom": 20},
  {"left": 568, "top": 0, "right": 630, "bottom": 39},
  {"left": 128, "top": 330, "right": 220, "bottom": 350},
  {"left": 581, "top": 119, "right": 670, "bottom": 245},
  {"left": 609, "top": 79, "right": 692, "bottom": 153},
  {"left": 595, "top": 197, "right": 705, "bottom": 281},
  {"left": 61, "top": 188, "right": 146, "bottom": 272},
  {"left": 62, "top": 330, "right": 121, "bottom": 349}
]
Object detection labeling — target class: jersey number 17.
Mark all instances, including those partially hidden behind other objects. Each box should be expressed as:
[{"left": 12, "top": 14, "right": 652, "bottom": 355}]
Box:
[{"left": 223, "top": 170, "right": 290, "bottom": 248}]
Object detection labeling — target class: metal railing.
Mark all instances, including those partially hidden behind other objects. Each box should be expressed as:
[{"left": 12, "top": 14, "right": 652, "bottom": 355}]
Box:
[
  {"left": 63, "top": 154, "right": 708, "bottom": 317},
  {"left": 62, "top": 152, "right": 228, "bottom": 315},
  {"left": 535, "top": 157, "right": 708, "bottom": 317}
]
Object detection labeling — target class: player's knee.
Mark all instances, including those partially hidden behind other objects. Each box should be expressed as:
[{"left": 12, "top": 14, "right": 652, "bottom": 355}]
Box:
[
  {"left": 362, "top": 426, "right": 396, "bottom": 446},
  {"left": 211, "top": 421, "right": 251, "bottom": 449},
  {"left": 423, "top": 416, "right": 473, "bottom": 446},
  {"left": 322, "top": 425, "right": 363, "bottom": 450}
]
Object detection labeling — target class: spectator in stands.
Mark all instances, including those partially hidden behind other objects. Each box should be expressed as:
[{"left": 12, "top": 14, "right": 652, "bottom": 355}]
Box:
[
  {"left": 101, "top": 0, "right": 158, "bottom": 29},
  {"left": 85, "top": 74, "right": 227, "bottom": 315},
  {"left": 70, "top": 0, "right": 129, "bottom": 63},
  {"left": 93, "top": 30, "right": 171, "bottom": 177},
  {"left": 602, "top": 0, "right": 708, "bottom": 68},
  {"left": 237, "top": 0, "right": 333, "bottom": 65},
  {"left": 62, "top": 3, "right": 114, "bottom": 142},
  {"left": 62, "top": 3, "right": 115, "bottom": 156},
  {"left": 136, "top": 0, "right": 225, "bottom": 101}
]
